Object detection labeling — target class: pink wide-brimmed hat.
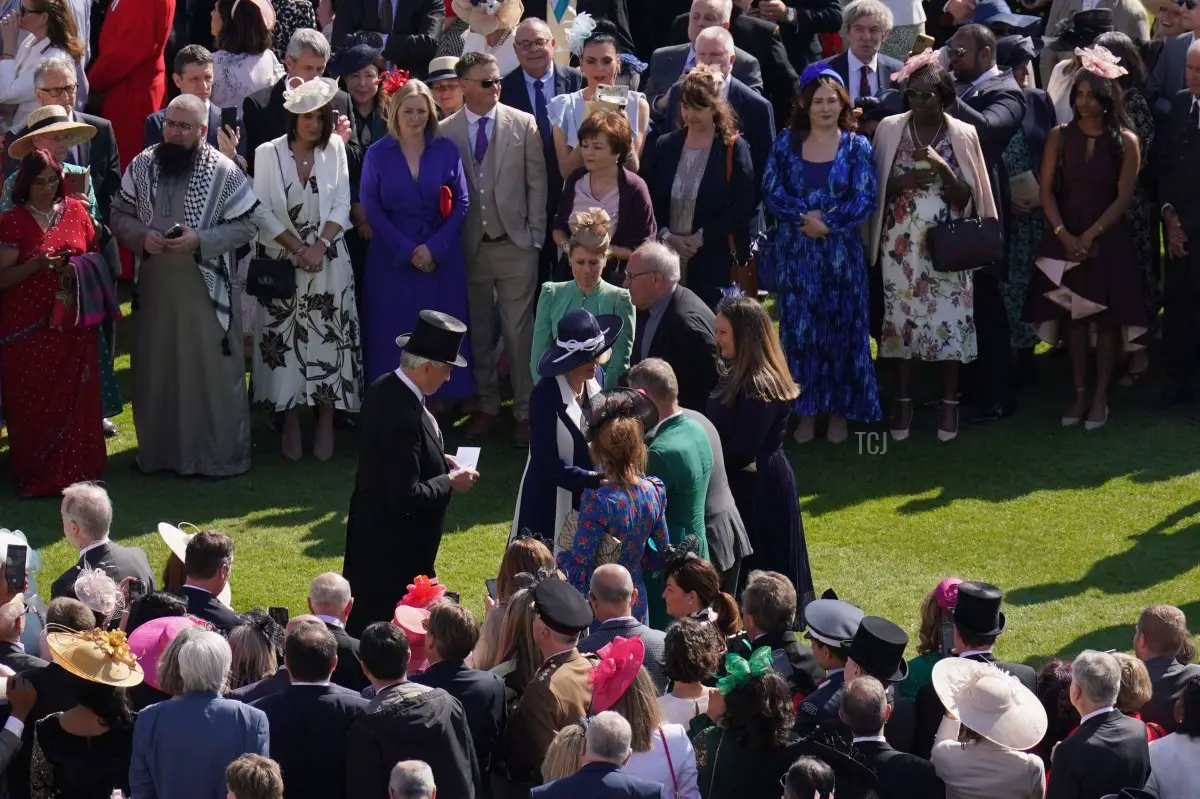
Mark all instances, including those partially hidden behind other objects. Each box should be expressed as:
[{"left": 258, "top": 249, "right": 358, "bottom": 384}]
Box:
[
  {"left": 128, "top": 615, "right": 206, "bottom": 691},
  {"left": 934, "top": 578, "right": 963, "bottom": 611},
  {"left": 589, "top": 636, "right": 645, "bottom": 712},
  {"left": 393, "top": 605, "right": 430, "bottom": 639}
]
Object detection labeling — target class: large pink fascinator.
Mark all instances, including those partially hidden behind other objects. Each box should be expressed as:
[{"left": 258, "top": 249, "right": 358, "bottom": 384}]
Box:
[
  {"left": 1075, "top": 45, "right": 1127, "bottom": 79},
  {"left": 934, "top": 577, "right": 963, "bottom": 611},
  {"left": 589, "top": 635, "right": 645, "bottom": 712},
  {"left": 891, "top": 48, "right": 940, "bottom": 83}
]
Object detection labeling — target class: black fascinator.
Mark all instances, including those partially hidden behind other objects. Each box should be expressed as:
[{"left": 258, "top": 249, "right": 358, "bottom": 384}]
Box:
[
  {"left": 655, "top": 534, "right": 704, "bottom": 578},
  {"left": 581, "top": 388, "right": 660, "bottom": 442}
]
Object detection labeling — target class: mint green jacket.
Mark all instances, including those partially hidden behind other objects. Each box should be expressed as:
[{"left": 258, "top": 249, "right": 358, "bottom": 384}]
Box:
[{"left": 530, "top": 279, "right": 636, "bottom": 389}]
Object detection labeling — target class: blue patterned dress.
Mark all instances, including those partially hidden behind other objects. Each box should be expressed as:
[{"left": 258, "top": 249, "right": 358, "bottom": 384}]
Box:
[
  {"left": 557, "top": 476, "right": 669, "bottom": 624},
  {"left": 762, "top": 130, "right": 881, "bottom": 422}
]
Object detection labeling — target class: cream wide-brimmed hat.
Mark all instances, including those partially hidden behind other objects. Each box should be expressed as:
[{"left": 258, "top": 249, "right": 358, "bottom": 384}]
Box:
[
  {"left": 282, "top": 77, "right": 340, "bottom": 115},
  {"left": 157, "top": 522, "right": 234, "bottom": 608},
  {"left": 9, "top": 105, "right": 96, "bottom": 160},
  {"left": 46, "top": 626, "right": 145, "bottom": 688},
  {"left": 932, "top": 657, "right": 1048, "bottom": 751}
]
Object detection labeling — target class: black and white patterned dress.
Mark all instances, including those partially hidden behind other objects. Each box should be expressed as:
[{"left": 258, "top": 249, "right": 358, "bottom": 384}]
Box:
[{"left": 269, "top": 0, "right": 317, "bottom": 62}]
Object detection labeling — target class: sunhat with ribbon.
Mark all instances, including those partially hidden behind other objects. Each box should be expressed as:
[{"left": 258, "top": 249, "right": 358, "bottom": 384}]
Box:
[
  {"left": 46, "top": 626, "right": 144, "bottom": 688},
  {"left": 589, "top": 635, "right": 645, "bottom": 712},
  {"left": 536, "top": 308, "right": 624, "bottom": 378},
  {"left": 932, "top": 657, "right": 1048, "bottom": 750},
  {"left": 157, "top": 522, "right": 233, "bottom": 608},
  {"left": 127, "top": 615, "right": 207, "bottom": 691},
  {"left": 282, "top": 77, "right": 340, "bottom": 114},
  {"left": 9, "top": 105, "right": 96, "bottom": 160}
]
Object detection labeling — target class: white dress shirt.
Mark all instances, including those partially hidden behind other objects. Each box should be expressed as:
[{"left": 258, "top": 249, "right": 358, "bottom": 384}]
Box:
[
  {"left": 464, "top": 105, "right": 498, "bottom": 159},
  {"left": 847, "top": 50, "right": 880, "bottom": 103},
  {"left": 394, "top": 366, "right": 442, "bottom": 443},
  {"left": 78, "top": 538, "right": 111, "bottom": 558}
]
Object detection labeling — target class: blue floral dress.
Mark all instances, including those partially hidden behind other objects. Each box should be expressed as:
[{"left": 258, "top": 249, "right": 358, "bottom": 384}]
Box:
[
  {"left": 762, "top": 130, "right": 881, "bottom": 421},
  {"left": 557, "top": 476, "right": 669, "bottom": 624}
]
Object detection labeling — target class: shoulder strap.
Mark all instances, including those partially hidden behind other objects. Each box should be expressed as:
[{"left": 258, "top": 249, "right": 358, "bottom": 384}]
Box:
[
  {"left": 725, "top": 135, "right": 737, "bottom": 183},
  {"left": 659, "top": 726, "right": 679, "bottom": 794}
]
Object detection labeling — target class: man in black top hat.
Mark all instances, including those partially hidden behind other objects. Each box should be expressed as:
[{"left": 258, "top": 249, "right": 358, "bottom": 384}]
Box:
[
  {"left": 843, "top": 615, "right": 918, "bottom": 753},
  {"left": 912, "top": 580, "right": 1036, "bottom": 758},
  {"left": 344, "top": 311, "right": 479, "bottom": 636}
]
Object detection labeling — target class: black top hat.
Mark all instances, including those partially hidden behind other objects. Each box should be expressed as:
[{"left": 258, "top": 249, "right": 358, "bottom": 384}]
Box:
[
  {"left": 580, "top": 387, "right": 659, "bottom": 442},
  {"left": 847, "top": 616, "right": 909, "bottom": 683},
  {"left": 536, "top": 308, "right": 624, "bottom": 378},
  {"left": 1048, "top": 8, "right": 1114, "bottom": 50},
  {"left": 997, "top": 35, "right": 1045, "bottom": 69},
  {"left": 395, "top": 310, "right": 468, "bottom": 367},
  {"left": 951, "top": 581, "right": 1007, "bottom": 637}
]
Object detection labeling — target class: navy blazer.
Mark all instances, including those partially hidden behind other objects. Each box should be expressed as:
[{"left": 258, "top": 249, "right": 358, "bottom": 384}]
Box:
[
  {"left": 229, "top": 668, "right": 292, "bottom": 703},
  {"left": 178, "top": 585, "right": 243, "bottom": 635},
  {"left": 531, "top": 762, "right": 667, "bottom": 798},
  {"left": 579, "top": 618, "right": 667, "bottom": 693},
  {"left": 501, "top": 64, "right": 583, "bottom": 220},
  {"left": 252, "top": 684, "right": 368, "bottom": 799},
  {"left": 952, "top": 69, "right": 1027, "bottom": 243},
  {"left": 412, "top": 660, "right": 507, "bottom": 778},
  {"left": 822, "top": 51, "right": 905, "bottom": 99},
  {"left": 143, "top": 104, "right": 246, "bottom": 156},
  {"left": 1021, "top": 87, "right": 1056, "bottom": 171}
]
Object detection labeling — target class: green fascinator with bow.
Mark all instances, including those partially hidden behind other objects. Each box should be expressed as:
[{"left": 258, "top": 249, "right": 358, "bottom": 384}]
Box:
[{"left": 715, "top": 646, "right": 774, "bottom": 695}]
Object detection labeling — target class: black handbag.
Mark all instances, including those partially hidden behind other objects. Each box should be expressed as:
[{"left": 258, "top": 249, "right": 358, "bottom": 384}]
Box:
[
  {"left": 246, "top": 256, "right": 295, "bottom": 300},
  {"left": 928, "top": 216, "right": 1004, "bottom": 273}
]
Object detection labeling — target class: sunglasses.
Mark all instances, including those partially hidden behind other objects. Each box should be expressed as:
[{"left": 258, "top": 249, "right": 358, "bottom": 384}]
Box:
[
  {"left": 904, "top": 88, "right": 938, "bottom": 101},
  {"left": 464, "top": 77, "right": 502, "bottom": 89},
  {"left": 947, "top": 46, "right": 969, "bottom": 58}
]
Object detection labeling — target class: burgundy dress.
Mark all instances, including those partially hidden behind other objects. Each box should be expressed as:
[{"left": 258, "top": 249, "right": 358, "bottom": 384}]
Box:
[{"left": 1025, "top": 123, "right": 1147, "bottom": 347}]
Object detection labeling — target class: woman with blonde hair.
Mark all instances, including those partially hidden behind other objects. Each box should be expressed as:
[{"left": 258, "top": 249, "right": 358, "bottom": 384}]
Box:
[
  {"left": 1113, "top": 652, "right": 1166, "bottom": 740},
  {"left": 359, "top": 72, "right": 473, "bottom": 408},
  {"left": 542, "top": 723, "right": 586, "bottom": 782},
  {"left": 472, "top": 536, "right": 555, "bottom": 670},
  {"left": 0, "top": 0, "right": 87, "bottom": 132},
  {"left": 706, "top": 297, "right": 813, "bottom": 607}
]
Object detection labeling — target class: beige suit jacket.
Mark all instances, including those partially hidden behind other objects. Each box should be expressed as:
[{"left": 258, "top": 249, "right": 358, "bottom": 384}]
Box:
[
  {"left": 1040, "top": 0, "right": 1150, "bottom": 86},
  {"left": 438, "top": 103, "right": 549, "bottom": 260}
]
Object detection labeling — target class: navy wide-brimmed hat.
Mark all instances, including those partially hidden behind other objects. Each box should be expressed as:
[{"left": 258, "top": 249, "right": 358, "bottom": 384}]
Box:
[
  {"left": 395, "top": 310, "right": 468, "bottom": 367},
  {"left": 951, "top": 581, "right": 1008, "bottom": 637},
  {"left": 996, "top": 35, "right": 1044, "bottom": 70},
  {"left": 536, "top": 308, "right": 623, "bottom": 378},
  {"left": 327, "top": 35, "right": 383, "bottom": 78},
  {"left": 972, "top": 0, "right": 1043, "bottom": 34}
]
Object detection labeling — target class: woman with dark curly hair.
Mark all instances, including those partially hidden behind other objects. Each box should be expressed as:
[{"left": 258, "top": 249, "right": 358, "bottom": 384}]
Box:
[
  {"left": 898, "top": 577, "right": 960, "bottom": 702},
  {"left": 690, "top": 648, "right": 801, "bottom": 799},
  {"left": 658, "top": 617, "right": 724, "bottom": 726},
  {"left": 1032, "top": 658, "right": 1079, "bottom": 768}
]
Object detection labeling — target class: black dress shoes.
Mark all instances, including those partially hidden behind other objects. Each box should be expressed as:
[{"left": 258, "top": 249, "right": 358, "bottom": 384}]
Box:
[{"left": 969, "top": 401, "right": 1017, "bottom": 424}]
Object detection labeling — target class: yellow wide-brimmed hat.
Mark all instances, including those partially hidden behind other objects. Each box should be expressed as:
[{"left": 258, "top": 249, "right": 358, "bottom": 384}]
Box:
[
  {"left": 9, "top": 105, "right": 96, "bottom": 161},
  {"left": 46, "top": 627, "right": 145, "bottom": 688}
]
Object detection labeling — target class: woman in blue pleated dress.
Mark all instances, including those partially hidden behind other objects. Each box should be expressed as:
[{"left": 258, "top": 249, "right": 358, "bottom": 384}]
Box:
[{"left": 762, "top": 65, "right": 880, "bottom": 445}]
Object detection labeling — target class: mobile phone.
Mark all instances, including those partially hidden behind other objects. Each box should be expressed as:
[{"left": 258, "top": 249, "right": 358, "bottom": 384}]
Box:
[
  {"left": 445, "top": 591, "right": 461, "bottom": 605},
  {"left": 5, "top": 545, "right": 26, "bottom": 591},
  {"left": 485, "top": 579, "right": 498, "bottom": 601},
  {"left": 268, "top": 606, "right": 290, "bottom": 627},
  {"left": 911, "top": 34, "right": 935, "bottom": 55},
  {"left": 220, "top": 106, "right": 239, "bottom": 132},
  {"left": 127, "top": 578, "right": 147, "bottom": 603},
  {"left": 164, "top": 223, "right": 184, "bottom": 239},
  {"left": 940, "top": 620, "right": 955, "bottom": 656}
]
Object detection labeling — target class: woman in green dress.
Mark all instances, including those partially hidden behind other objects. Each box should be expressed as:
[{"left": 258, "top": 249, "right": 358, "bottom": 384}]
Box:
[{"left": 898, "top": 576, "right": 961, "bottom": 703}]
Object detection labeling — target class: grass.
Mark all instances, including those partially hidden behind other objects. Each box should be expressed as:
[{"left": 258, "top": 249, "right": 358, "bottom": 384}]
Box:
[{"left": 2, "top": 311, "right": 1199, "bottom": 669}]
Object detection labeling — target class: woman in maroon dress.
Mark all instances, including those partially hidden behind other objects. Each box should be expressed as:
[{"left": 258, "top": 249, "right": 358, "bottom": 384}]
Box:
[
  {"left": 0, "top": 150, "right": 105, "bottom": 497},
  {"left": 1027, "top": 46, "right": 1145, "bottom": 431}
]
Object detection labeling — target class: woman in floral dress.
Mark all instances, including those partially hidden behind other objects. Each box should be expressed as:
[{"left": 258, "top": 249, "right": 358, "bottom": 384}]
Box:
[{"left": 251, "top": 78, "right": 361, "bottom": 461}]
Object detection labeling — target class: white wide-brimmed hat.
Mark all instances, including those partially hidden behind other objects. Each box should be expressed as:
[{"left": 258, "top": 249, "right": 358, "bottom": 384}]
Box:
[
  {"left": 157, "top": 523, "right": 233, "bottom": 608},
  {"left": 932, "top": 657, "right": 1048, "bottom": 751},
  {"left": 282, "top": 77, "right": 340, "bottom": 115}
]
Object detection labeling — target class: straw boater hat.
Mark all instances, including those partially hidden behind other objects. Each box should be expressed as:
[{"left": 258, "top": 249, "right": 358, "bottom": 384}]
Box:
[
  {"left": 932, "top": 658, "right": 1048, "bottom": 751},
  {"left": 157, "top": 522, "right": 234, "bottom": 608},
  {"left": 426, "top": 56, "right": 459, "bottom": 84},
  {"left": 9, "top": 105, "right": 96, "bottom": 160},
  {"left": 282, "top": 77, "right": 340, "bottom": 114},
  {"left": 46, "top": 626, "right": 145, "bottom": 688}
]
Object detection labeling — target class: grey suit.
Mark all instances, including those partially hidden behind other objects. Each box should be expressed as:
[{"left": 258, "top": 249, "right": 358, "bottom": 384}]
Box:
[
  {"left": 644, "top": 43, "right": 763, "bottom": 117},
  {"left": 681, "top": 408, "right": 753, "bottom": 584},
  {"left": 1147, "top": 32, "right": 1195, "bottom": 115},
  {"left": 579, "top": 618, "right": 667, "bottom": 692},
  {"left": 439, "top": 104, "right": 548, "bottom": 422}
]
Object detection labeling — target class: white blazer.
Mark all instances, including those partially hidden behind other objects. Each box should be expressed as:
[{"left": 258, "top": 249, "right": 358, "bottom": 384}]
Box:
[{"left": 252, "top": 132, "right": 352, "bottom": 255}]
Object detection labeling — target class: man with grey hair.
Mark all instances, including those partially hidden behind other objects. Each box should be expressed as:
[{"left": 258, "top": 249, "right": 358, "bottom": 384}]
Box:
[
  {"left": 840, "top": 676, "right": 943, "bottom": 798},
  {"left": 389, "top": 760, "right": 437, "bottom": 799},
  {"left": 820, "top": 0, "right": 903, "bottom": 105},
  {"left": 0, "top": 594, "right": 46, "bottom": 673},
  {"left": 1048, "top": 650, "right": 1151, "bottom": 798},
  {"left": 307, "top": 572, "right": 368, "bottom": 690},
  {"left": 50, "top": 482, "right": 155, "bottom": 601},
  {"left": 331, "top": 0, "right": 443, "bottom": 76},
  {"left": 624, "top": 242, "right": 719, "bottom": 412},
  {"left": 531, "top": 711, "right": 664, "bottom": 797},
  {"left": 579, "top": 564, "right": 667, "bottom": 690}
]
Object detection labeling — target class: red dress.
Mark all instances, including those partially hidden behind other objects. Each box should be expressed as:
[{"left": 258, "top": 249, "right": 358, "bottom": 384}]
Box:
[{"left": 0, "top": 199, "right": 106, "bottom": 498}]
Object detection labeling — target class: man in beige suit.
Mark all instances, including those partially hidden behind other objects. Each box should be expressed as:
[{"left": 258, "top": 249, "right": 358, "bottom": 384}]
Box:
[{"left": 439, "top": 51, "right": 548, "bottom": 448}]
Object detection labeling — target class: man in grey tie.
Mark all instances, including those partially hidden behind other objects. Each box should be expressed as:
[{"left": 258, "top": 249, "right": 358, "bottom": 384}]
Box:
[{"left": 439, "top": 51, "right": 548, "bottom": 448}]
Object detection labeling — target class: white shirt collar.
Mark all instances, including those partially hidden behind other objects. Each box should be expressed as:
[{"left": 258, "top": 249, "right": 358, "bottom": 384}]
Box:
[
  {"left": 393, "top": 367, "right": 427, "bottom": 403},
  {"left": 647, "top": 409, "right": 683, "bottom": 438},
  {"left": 970, "top": 65, "right": 1002, "bottom": 89},
  {"left": 825, "top": 667, "right": 845, "bottom": 678},
  {"left": 847, "top": 49, "right": 879, "bottom": 75},
  {"left": 290, "top": 679, "right": 332, "bottom": 687},
  {"left": 524, "top": 67, "right": 554, "bottom": 86},
  {"left": 852, "top": 735, "right": 888, "bottom": 743},
  {"left": 314, "top": 614, "right": 344, "bottom": 628},
  {"left": 1080, "top": 706, "right": 1116, "bottom": 725},
  {"left": 181, "top": 583, "right": 213, "bottom": 596},
  {"left": 599, "top": 615, "right": 638, "bottom": 626},
  {"left": 958, "top": 648, "right": 994, "bottom": 658},
  {"left": 464, "top": 105, "right": 498, "bottom": 126},
  {"left": 79, "top": 538, "right": 111, "bottom": 557}
]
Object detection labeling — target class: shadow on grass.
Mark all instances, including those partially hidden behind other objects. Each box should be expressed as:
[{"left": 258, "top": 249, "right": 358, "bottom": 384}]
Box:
[{"left": 1017, "top": 601, "right": 1200, "bottom": 667}]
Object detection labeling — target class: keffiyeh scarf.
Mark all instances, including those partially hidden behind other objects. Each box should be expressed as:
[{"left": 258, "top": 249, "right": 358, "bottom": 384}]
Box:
[{"left": 119, "top": 142, "right": 258, "bottom": 348}]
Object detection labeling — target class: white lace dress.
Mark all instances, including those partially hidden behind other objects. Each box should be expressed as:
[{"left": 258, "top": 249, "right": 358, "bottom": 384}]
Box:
[{"left": 212, "top": 50, "right": 284, "bottom": 110}]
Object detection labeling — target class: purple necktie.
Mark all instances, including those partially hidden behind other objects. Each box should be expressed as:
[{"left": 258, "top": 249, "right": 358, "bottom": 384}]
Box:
[{"left": 474, "top": 117, "right": 489, "bottom": 163}]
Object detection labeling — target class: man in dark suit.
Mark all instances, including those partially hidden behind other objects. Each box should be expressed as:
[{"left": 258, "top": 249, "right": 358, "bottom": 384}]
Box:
[
  {"left": 1049, "top": 650, "right": 1151, "bottom": 799},
  {"left": 842, "top": 676, "right": 945, "bottom": 799},
  {"left": 625, "top": 243, "right": 719, "bottom": 412},
  {"left": 344, "top": 312, "right": 478, "bottom": 637},
  {"left": 51, "top": 483, "right": 155, "bottom": 601},
  {"left": 252, "top": 621, "right": 368, "bottom": 799},
  {"left": 669, "top": 0, "right": 800, "bottom": 125},
  {"left": 330, "top": 0, "right": 442, "bottom": 76},
  {"left": 520, "top": 0, "right": 636, "bottom": 56},
  {"left": 844, "top": 616, "right": 918, "bottom": 755},
  {"left": 178, "top": 531, "right": 243, "bottom": 635},
  {"left": 579, "top": 565, "right": 668, "bottom": 691},
  {"left": 412, "top": 602, "right": 507, "bottom": 785},
  {"left": 1145, "top": 25, "right": 1197, "bottom": 115},
  {"left": 143, "top": 45, "right": 246, "bottom": 158},
  {"left": 1134, "top": 604, "right": 1200, "bottom": 732},
  {"left": 821, "top": 0, "right": 905, "bottom": 129},
  {"left": 740, "top": 571, "right": 823, "bottom": 698},
  {"left": 307, "top": 572, "right": 368, "bottom": 691},
  {"left": 242, "top": 29, "right": 361, "bottom": 175},
  {"left": 913, "top": 581, "right": 1036, "bottom": 758},
  {"left": 742, "top": 0, "right": 843, "bottom": 72},
  {"left": 530, "top": 711, "right": 666, "bottom": 798},
  {"left": 0, "top": 597, "right": 47, "bottom": 674},
  {"left": 500, "top": 18, "right": 583, "bottom": 284},
  {"left": 948, "top": 24, "right": 1026, "bottom": 424}
]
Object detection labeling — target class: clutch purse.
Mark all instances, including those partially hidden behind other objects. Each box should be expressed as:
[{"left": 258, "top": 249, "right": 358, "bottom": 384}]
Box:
[
  {"left": 439, "top": 185, "right": 453, "bottom": 219},
  {"left": 246, "top": 257, "right": 296, "bottom": 300},
  {"left": 928, "top": 216, "right": 1003, "bottom": 273}
]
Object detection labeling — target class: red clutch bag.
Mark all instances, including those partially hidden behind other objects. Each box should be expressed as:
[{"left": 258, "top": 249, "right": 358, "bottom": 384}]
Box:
[{"left": 438, "top": 185, "right": 453, "bottom": 219}]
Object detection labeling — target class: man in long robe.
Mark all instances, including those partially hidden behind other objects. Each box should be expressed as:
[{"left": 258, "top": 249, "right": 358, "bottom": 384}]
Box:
[{"left": 109, "top": 95, "right": 258, "bottom": 477}]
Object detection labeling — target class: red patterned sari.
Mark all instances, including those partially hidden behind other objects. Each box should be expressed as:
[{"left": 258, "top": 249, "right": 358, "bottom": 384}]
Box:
[{"left": 0, "top": 199, "right": 105, "bottom": 497}]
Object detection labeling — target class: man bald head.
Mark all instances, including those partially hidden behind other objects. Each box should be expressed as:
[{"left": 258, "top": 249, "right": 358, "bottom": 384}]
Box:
[{"left": 588, "top": 564, "right": 637, "bottom": 622}]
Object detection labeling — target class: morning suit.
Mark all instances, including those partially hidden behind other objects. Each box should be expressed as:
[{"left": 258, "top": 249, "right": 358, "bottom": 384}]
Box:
[
  {"left": 1143, "top": 655, "right": 1200, "bottom": 733},
  {"left": 412, "top": 659, "right": 507, "bottom": 781},
  {"left": 822, "top": 51, "right": 905, "bottom": 101},
  {"left": 327, "top": 622, "right": 369, "bottom": 692},
  {"left": 1047, "top": 708, "right": 1151, "bottom": 799},
  {"left": 331, "top": 0, "right": 443, "bottom": 76},
  {"left": 0, "top": 640, "right": 47, "bottom": 674},
  {"left": 644, "top": 43, "right": 763, "bottom": 117},
  {"left": 660, "top": 76, "right": 776, "bottom": 189},
  {"left": 129, "top": 692, "right": 270, "bottom": 799},
  {"left": 252, "top": 683, "right": 367, "bottom": 799},
  {"left": 344, "top": 372, "right": 452, "bottom": 637},
  {"left": 242, "top": 78, "right": 361, "bottom": 177},
  {"left": 1147, "top": 33, "right": 1195, "bottom": 116},
  {"left": 579, "top": 617, "right": 668, "bottom": 693},
  {"left": 1043, "top": 0, "right": 1150, "bottom": 88},
  {"left": 143, "top": 104, "right": 247, "bottom": 156},
  {"left": 501, "top": 649, "right": 596, "bottom": 782},
  {"left": 856, "top": 738, "right": 945, "bottom": 799},
  {"left": 631, "top": 285, "right": 719, "bottom": 412},
  {"left": 679, "top": 408, "right": 752, "bottom": 581},
  {"left": 50, "top": 540, "right": 155, "bottom": 600},
  {"left": 530, "top": 761, "right": 667, "bottom": 798},
  {"left": 178, "top": 585, "right": 243, "bottom": 635},
  {"left": 438, "top": 104, "right": 548, "bottom": 423},
  {"left": 668, "top": 7, "right": 799, "bottom": 126}
]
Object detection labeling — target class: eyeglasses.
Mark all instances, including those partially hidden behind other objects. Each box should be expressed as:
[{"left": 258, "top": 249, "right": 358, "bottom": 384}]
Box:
[
  {"left": 623, "top": 269, "right": 659, "bottom": 284},
  {"left": 163, "top": 119, "right": 196, "bottom": 133},
  {"left": 904, "top": 88, "right": 938, "bottom": 101},
  {"left": 515, "top": 37, "right": 551, "bottom": 50},
  {"left": 947, "top": 46, "right": 968, "bottom": 58},
  {"left": 31, "top": 175, "right": 61, "bottom": 188},
  {"left": 37, "top": 84, "right": 77, "bottom": 97},
  {"left": 463, "top": 78, "right": 502, "bottom": 89}
]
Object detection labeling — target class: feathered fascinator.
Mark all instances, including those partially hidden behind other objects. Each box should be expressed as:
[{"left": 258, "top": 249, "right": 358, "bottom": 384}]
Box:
[
  {"left": 562, "top": 11, "right": 597, "bottom": 56},
  {"left": 588, "top": 635, "right": 646, "bottom": 712},
  {"left": 580, "top": 387, "right": 659, "bottom": 442},
  {"left": 380, "top": 68, "right": 412, "bottom": 102},
  {"left": 1075, "top": 45, "right": 1127, "bottom": 79},
  {"left": 568, "top": 207, "right": 613, "bottom": 251},
  {"left": 654, "top": 534, "right": 704, "bottom": 578},
  {"left": 890, "top": 48, "right": 940, "bottom": 83},
  {"left": 73, "top": 568, "right": 124, "bottom": 625},
  {"left": 799, "top": 63, "right": 845, "bottom": 92},
  {"left": 245, "top": 609, "right": 285, "bottom": 650},
  {"left": 282, "top": 77, "right": 340, "bottom": 114},
  {"left": 511, "top": 565, "right": 557, "bottom": 592},
  {"left": 399, "top": 575, "right": 447, "bottom": 609}
]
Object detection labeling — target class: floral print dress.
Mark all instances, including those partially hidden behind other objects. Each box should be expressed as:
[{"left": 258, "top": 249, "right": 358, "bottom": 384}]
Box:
[
  {"left": 879, "top": 128, "right": 977, "bottom": 363},
  {"left": 252, "top": 164, "right": 362, "bottom": 413},
  {"left": 1000, "top": 131, "right": 1043, "bottom": 349}
]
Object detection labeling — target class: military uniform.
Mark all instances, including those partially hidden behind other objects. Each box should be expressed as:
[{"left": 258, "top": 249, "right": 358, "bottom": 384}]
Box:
[
  {"left": 794, "top": 598, "right": 865, "bottom": 739},
  {"left": 795, "top": 667, "right": 847, "bottom": 738}
]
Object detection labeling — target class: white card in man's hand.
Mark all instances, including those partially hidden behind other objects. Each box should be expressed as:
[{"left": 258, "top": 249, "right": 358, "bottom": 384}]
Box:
[{"left": 454, "top": 446, "right": 481, "bottom": 472}]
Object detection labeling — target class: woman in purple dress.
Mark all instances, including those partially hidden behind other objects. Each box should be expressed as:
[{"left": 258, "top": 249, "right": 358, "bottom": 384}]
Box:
[{"left": 359, "top": 75, "right": 473, "bottom": 402}]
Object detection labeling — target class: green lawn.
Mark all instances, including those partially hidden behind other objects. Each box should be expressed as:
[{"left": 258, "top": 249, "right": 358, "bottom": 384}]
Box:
[{"left": 2, "top": 338, "right": 1199, "bottom": 670}]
